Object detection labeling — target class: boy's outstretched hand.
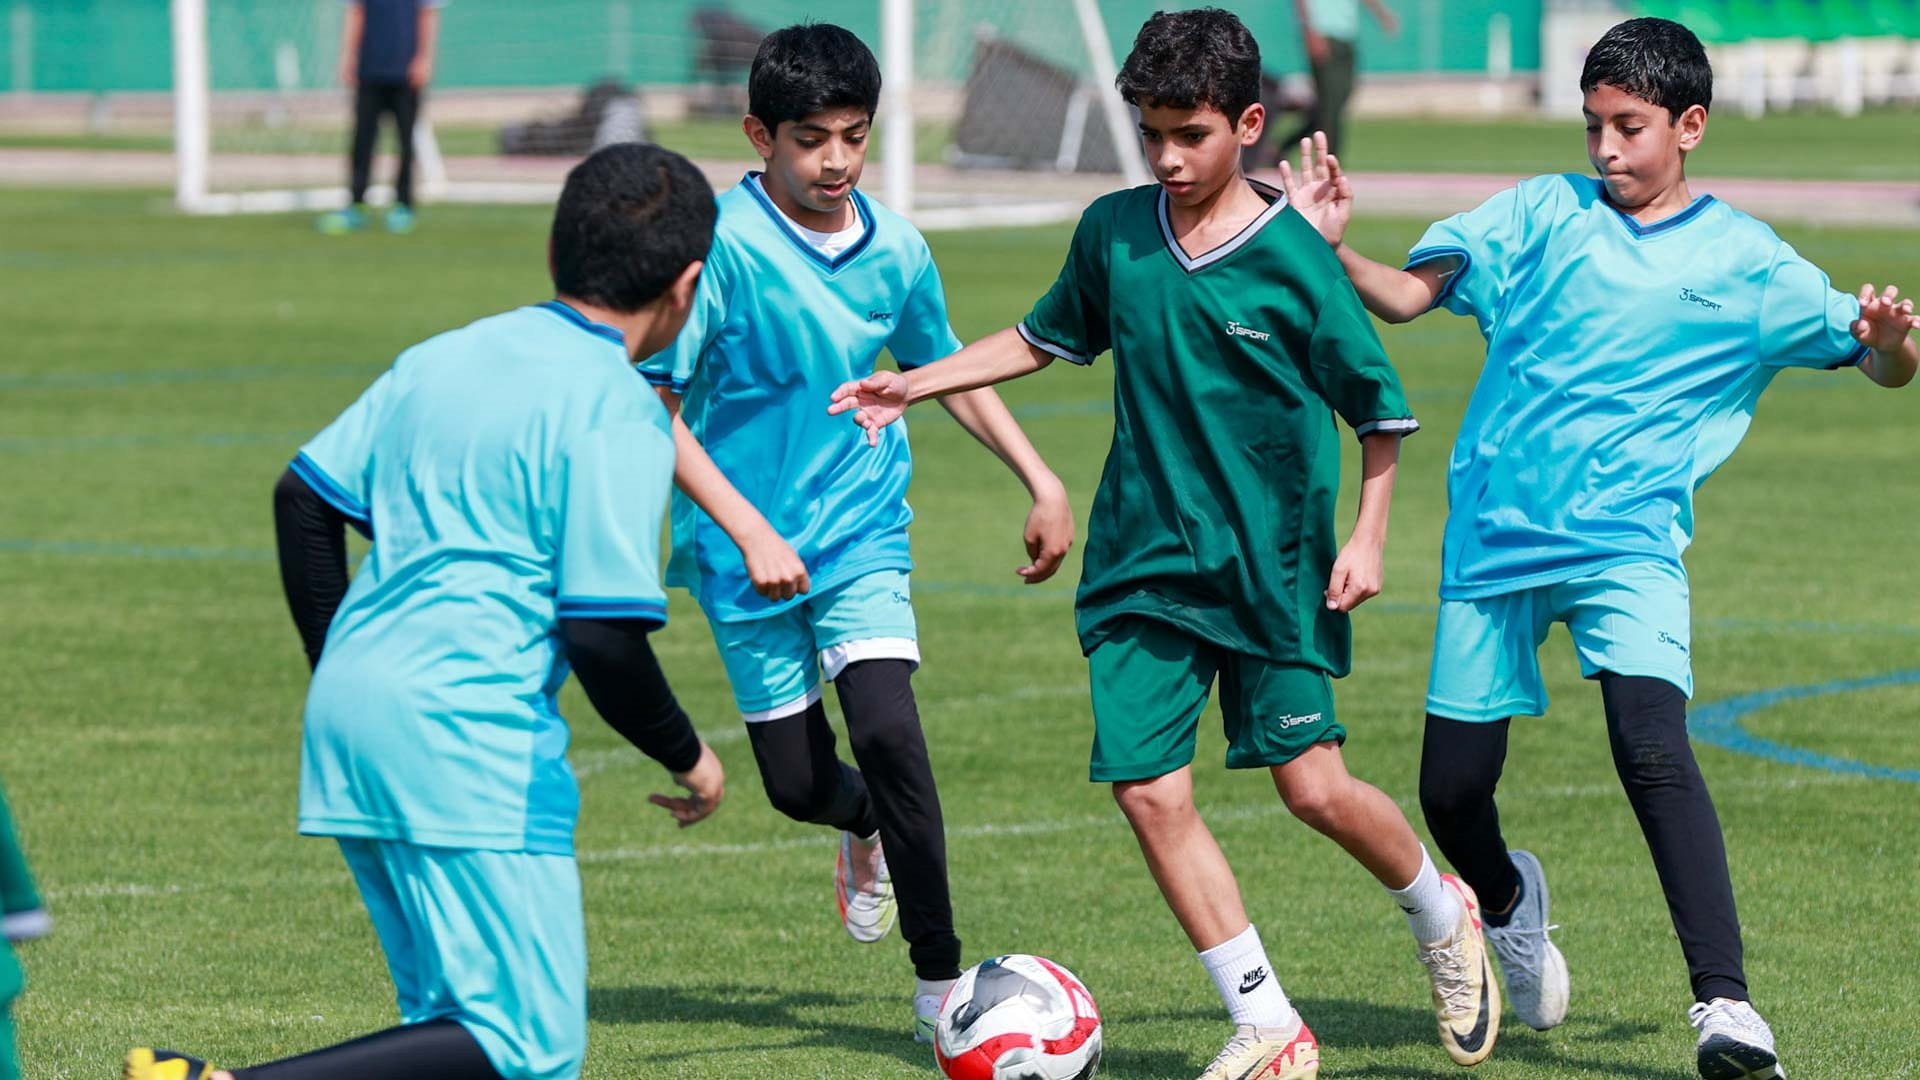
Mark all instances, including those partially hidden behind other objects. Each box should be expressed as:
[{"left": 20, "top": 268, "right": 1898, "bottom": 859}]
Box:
[
  {"left": 828, "top": 371, "right": 911, "bottom": 446},
  {"left": 1278, "top": 131, "right": 1352, "bottom": 248},
  {"left": 650, "top": 740, "right": 724, "bottom": 829},
  {"left": 1855, "top": 283, "right": 1919, "bottom": 350}
]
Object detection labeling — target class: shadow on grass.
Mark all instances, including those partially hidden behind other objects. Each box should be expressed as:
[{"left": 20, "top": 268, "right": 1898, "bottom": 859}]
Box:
[
  {"left": 1100, "top": 998, "right": 1689, "bottom": 1080},
  {"left": 587, "top": 983, "right": 929, "bottom": 1069}
]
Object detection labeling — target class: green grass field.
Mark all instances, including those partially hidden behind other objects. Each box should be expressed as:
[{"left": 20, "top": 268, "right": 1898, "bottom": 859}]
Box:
[
  {"left": 3, "top": 184, "right": 1919, "bottom": 1080},
  {"left": 5, "top": 107, "right": 1917, "bottom": 179}
]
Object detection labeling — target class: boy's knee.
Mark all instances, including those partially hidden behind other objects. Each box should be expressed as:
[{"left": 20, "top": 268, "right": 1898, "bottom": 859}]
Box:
[
  {"left": 1111, "top": 777, "right": 1191, "bottom": 825},
  {"left": 1279, "top": 780, "right": 1342, "bottom": 833},
  {"left": 761, "top": 773, "right": 830, "bottom": 824}
]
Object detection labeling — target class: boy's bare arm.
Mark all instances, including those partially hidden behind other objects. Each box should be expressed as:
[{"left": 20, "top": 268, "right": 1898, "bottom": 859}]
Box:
[
  {"left": 829, "top": 326, "right": 1054, "bottom": 440},
  {"left": 1326, "top": 432, "right": 1400, "bottom": 612},
  {"left": 654, "top": 388, "right": 811, "bottom": 601},
  {"left": 936, "top": 387, "right": 1075, "bottom": 583},
  {"left": 338, "top": 3, "right": 363, "bottom": 87},
  {"left": 410, "top": 5, "right": 440, "bottom": 89},
  {"left": 1278, "top": 132, "right": 1444, "bottom": 323},
  {"left": 1854, "top": 283, "right": 1919, "bottom": 389},
  {"left": 1337, "top": 246, "right": 1449, "bottom": 324}
]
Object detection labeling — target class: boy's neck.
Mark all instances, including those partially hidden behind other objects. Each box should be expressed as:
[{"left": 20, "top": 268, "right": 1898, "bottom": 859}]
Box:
[
  {"left": 556, "top": 294, "right": 657, "bottom": 362},
  {"left": 1165, "top": 171, "right": 1269, "bottom": 241},
  {"left": 758, "top": 170, "right": 856, "bottom": 233},
  {"left": 1619, "top": 172, "right": 1695, "bottom": 226}
]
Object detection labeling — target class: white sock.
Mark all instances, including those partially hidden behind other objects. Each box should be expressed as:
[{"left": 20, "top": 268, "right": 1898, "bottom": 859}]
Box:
[
  {"left": 1198, "top": 923, "right": 1293, "bottom": 1028},
  {"left": 914, "top": 976, "right": 956, "bottom": 1009},
  {"left": 1387, "top": 846, "right": 1461, "bottom": 944}
]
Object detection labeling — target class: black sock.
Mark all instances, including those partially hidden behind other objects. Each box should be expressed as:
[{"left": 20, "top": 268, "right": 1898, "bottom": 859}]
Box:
[{"left": 230, "top": 1020, "right": 503, "bottom": 1080}]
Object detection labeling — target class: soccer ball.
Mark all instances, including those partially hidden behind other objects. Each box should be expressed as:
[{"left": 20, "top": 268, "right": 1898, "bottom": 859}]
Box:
[{"left": 933, "top": 953, "right": 1102, "bottom": 1080}]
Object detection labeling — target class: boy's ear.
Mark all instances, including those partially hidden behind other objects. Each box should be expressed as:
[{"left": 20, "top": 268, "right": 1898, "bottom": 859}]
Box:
[
  {"left": 1235, "top": 101, "right": 1266, "bottom": 147},
  {"left": 743, "top": 115, "right": 776, "bottom": 160},
  {"left": 666, "top": 259, "right": 705, "bottom": 318},
  {"left": 1675, "top": 103, "right": 1707, "bottom": 152}
]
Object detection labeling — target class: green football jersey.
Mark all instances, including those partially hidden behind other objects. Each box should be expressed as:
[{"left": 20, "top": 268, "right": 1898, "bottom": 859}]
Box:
[{"left": 1020, "top": 181, "right": 1417, "bottom": 672}]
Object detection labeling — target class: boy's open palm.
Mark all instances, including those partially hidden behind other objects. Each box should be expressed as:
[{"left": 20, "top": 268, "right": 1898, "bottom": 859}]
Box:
[
  {"left": 1277, "top": 132, "right": 1352, "bottom": 247},
  {"left": 1854, "top": 283, "right": 1919, "bottom": 350},
  {"left": 828, "top": 371, "right": 910, "bottom": 446}
]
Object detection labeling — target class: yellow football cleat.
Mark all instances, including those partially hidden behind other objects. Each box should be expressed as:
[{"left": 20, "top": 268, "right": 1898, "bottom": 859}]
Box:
[
  {"left": 1417, "top": 875, "right": 1501, "bottom": 1066},
  {"left": 123, "top": 1047, "right": 216, "bottom": 1080}
]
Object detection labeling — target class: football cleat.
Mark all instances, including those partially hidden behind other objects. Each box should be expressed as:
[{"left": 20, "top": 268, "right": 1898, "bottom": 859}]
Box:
[
  {"left": 315, "top": 206, "right": 366, "bottom": 235},
  {"left": 1690, "top": 999, "right": 1784, "bottom": 1079},
  {"left": 1196, "top": 1016, "right": 1319, "bottom": 1080},
  {"left": 835, "top": 830, "right": 896, "bottom": 943},
  {"left": 914, "top": 976, "right": 955, "bottom": 1044},
  {"left": 1417, "top": 874, "right": 1500, "bottom": 1066},
  {"left": 1485, "top": 850, "right": 1568, "bottom": 1031},
  {"left": 122, "top": 1047, "right": 215, "bottom": 1080}
]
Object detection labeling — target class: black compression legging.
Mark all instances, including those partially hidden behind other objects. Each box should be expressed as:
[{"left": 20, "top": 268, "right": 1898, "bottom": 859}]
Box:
[
  {"left": 745, "top": 659, "right": 962, "bottom": 981},
  {"left": 1419, "top": 673, "right": 1747, "bottom": 1003},
  {"left": 231, "top": 1020, "right": 502, "bottom": 1080}
]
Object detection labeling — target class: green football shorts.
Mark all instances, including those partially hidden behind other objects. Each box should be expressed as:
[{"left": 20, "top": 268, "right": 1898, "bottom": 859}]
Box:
[{"left": 1086, "top": 617, "right": 1344, "bottom": 782}]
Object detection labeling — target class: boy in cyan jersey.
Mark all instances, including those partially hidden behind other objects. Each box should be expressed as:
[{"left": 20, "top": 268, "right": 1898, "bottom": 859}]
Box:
[
  {"left": 1283, "top": 17, "right": 1918, "bottom": 1080},
  {"left": 641, "top": 24, "right": 1073, "bottom": 1042},
  {"left": 833, "top": 11, "right": 1501, "bottom": 1079},
  {"left": 124, "top": 144, "right": 727, "bottom": 1080}
]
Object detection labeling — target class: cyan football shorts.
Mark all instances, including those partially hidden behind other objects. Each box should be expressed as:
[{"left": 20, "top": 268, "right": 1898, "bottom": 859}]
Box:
[
  {"left": 338, "top": 839, "right": 585, "bottom": 1080},
  {"left": 1427, "top": 559, "right": 1693, "bottom": 723},
  {"left": 708, "top": 569, "right": 919, "bottom": 721}
]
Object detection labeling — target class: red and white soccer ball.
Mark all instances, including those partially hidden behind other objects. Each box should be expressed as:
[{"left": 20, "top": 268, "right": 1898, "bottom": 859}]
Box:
[{"left": 933, "top": 953, "right": 1102, "bottom": 1080}]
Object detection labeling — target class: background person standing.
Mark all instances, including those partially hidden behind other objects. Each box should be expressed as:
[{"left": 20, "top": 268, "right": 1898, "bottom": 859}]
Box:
[
  {"left": 1283, "top": 0, "right": 1398, "bottom": 159},
  {"left": 319, "top": 0, "right": 445, "bottom": 235}
]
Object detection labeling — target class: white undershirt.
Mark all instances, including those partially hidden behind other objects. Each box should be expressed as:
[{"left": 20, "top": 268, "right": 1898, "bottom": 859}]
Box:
[{"left": 752, "top": 175, "right": 865, "bottom": 259}]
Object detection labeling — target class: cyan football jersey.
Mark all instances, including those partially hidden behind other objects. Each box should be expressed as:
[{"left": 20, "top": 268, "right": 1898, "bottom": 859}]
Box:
[
  {"left": 292, "top": 301, "right": 675, "bottom": 855},
  {"left": 641, "top": 174, "right": 962, "bottom": 622},
  {"left": 1409, "top": 174, "right": 1868, "bottom": 600}
]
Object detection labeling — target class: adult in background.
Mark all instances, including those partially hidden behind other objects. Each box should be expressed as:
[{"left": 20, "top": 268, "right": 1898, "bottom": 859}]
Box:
[
  {"left": 1282, "top": 0, "right": 1398, "bottom": 160},
  {"left": 318, "top": 0, "right": 446, "bottom": 235}
]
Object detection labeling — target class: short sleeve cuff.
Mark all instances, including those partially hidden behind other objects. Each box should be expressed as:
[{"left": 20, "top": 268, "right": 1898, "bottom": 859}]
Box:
[
  {"left": 557, "top": 596, "right": 668, "bottom": 626},
  {"left": 1405, "top": 246, "right": 1472, "bottom": 312},
  {"left": 1016, "top": 321, "right": 1094, "bottom": 365},
  {"left": 289, "top": 451, "right": 372, "bottom": 536},
  {"left": 556, "top": 591, "right": 668, "bottom": 626},
  {"left": 1353, "top": 417, "right": 1421, "bottom": 439},
  {"left": 1827, "top": 341, "right": 1873, "bottom": 370}
]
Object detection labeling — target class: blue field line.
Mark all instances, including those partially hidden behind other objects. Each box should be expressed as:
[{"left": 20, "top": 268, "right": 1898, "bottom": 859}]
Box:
[{"left": 1689, "top": 669, "right": 1920, "bottom": 784}]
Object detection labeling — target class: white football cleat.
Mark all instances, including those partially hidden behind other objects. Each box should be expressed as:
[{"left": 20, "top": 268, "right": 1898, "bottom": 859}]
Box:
[
  {"left": 1485, "top": 849, "right": 1569, "bottom": 1031},
  {"left": 1690, "top": 998, "right": 1784, "bottom": 1079},
  {"left": 835, "top": 830, "right": 896, "bottom": 943}
]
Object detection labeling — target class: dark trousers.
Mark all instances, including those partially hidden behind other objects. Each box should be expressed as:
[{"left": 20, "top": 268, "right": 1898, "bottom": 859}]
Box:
[
  {"left": 350, "top": 82, "right": 420, "bottom": 207},
  {"left": 1282, "top": 36, "right": 1358, "bottom": 159},
  {"left": 744, "top": 659, "right": 962, "bottom": 981},
  {"left": 1419, "top": 673, "right": 1749, "bottom": 1004}
]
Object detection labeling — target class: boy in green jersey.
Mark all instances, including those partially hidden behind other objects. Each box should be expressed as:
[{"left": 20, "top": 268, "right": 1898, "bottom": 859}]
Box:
[
  {"left": 832, "top": 9, "right": 1497, "bottom": 1078},
  {"left": 1, "top": 778, "right": 50, "bottom": 1080}
]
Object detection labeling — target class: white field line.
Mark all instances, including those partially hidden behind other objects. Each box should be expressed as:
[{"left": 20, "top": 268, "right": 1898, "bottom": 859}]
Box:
[{"left": 45, "top": 761, "right": 1855, "bottom": 901}]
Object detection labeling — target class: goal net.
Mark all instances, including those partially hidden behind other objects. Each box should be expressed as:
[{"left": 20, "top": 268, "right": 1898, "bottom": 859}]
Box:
[{"left": 171, "top": 0, "right": 1147, "bottom": 227}]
